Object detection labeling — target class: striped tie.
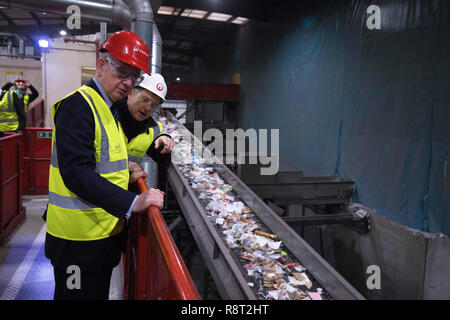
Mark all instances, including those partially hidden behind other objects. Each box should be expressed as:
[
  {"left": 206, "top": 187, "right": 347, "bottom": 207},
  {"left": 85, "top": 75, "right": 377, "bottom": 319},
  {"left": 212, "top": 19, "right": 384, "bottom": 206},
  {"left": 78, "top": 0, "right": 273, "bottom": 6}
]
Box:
[{"left": 110, "top": 104, "right": 119, "bottom": 125}]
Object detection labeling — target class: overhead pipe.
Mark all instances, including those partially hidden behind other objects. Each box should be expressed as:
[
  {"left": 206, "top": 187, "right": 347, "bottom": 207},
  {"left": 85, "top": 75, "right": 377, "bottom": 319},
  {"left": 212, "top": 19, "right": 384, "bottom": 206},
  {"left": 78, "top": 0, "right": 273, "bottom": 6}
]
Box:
[
  {"left": 151, "top": 24, "right": 162, "bottom": 74},
  {"left": 122, "top": 0, "right": 154, "bottom": 73},
  {"left": 0, "top": 0, "right": 162, "bottom": 71},
  {"left": 0, "top": 0, "right": 132, "bottom": 27},
  {"left": 7, "top": 39, "right": 12, "bottom": 55},
  {"left": 122, "top": 1, "right": 162, "bottom": 189},
  {"left": 0, "top": 32, "right": 25, "bottom": 56}
]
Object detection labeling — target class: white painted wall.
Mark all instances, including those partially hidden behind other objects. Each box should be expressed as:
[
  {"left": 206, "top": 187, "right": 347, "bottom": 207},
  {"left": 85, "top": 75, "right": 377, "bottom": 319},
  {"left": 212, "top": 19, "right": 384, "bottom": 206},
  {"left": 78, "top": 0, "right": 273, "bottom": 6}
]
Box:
[
  {"left": 0, "top": 55, "right": 42, "bottom": 99},
  {"left": 43, "top": 36, "right": 97, "bottom": 127}
]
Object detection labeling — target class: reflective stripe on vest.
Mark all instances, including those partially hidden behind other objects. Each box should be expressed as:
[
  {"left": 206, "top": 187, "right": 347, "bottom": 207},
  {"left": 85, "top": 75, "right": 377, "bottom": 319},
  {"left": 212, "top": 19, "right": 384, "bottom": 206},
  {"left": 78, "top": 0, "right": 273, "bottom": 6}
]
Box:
[
  {"left": 0, "top": 91, "right": 19, "bottom": 131},
  {"left": 55, "top": 89, "right": 128, "bottom": 174},
  {"left": 46, "top": 85, "right": 129, "bottom": 241},
  {"left": 49, "top": 191, "right": 98, "bottom": 210},
  {"left": 126, "top": 121, "right": 163, "bottom": 164},
  {"left": 24, "top": 95, "right": 30, "bottom": 112}
]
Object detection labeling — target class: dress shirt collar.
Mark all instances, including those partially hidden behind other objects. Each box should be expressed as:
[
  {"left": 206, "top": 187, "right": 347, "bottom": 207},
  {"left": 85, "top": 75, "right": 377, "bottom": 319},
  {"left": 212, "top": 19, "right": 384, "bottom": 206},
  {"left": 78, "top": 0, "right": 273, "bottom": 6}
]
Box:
[{"left": 92, "top": 78, "right": 113, "bottom": 108}]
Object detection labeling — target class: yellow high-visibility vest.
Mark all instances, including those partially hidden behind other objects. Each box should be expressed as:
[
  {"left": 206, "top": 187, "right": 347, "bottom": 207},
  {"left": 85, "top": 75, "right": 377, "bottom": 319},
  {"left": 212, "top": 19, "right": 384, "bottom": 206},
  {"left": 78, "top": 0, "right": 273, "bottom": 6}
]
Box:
[
  {"left": 125, "top": 121, "right": 163, "bottom": 164},
  {"left": 24, "top": 94, "right": 30, "bottom": 112},
  {"left": 46, "top": 85, "right": 129, "bottom": 241},
  {"left": 0, "top": 91, "right": 19, "bottom": 132}
]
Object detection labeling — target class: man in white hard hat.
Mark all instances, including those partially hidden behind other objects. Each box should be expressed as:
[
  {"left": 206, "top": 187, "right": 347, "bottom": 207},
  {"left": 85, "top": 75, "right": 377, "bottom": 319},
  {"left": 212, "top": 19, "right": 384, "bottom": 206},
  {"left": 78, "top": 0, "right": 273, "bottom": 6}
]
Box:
[{"left": 113, "top": 73, "right": 175, "bottom": 181}]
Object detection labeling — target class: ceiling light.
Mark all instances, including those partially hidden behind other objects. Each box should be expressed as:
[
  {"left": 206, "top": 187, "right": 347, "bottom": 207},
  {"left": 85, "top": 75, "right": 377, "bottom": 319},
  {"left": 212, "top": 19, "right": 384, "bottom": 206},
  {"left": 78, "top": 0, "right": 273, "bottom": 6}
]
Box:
[
  {"left": 181, "top": 9, "right": 208, "bottom": 19},
  {"left": 173, "top": 8, "right": 182, "bottom": 15},
  {"left": 207, "top": 12, "right": 232, "bottom": 22},
  {"left": 38, "top": 39, "right": 49, "bottom": 48},
  {"left": 176, "top": 77, "right": 181, "bottom": 81},
  {"left": 59, "top": 30, "right": 67, "bottom": 36},
  {"left": 181, "top": 8, "right": 192, "bottom": 16},
  {"left": 231, "top": 17, "right": 249, "bottom": 25},
  {"left": 158, "top": 6, "right": 175, "bottom": 15}
]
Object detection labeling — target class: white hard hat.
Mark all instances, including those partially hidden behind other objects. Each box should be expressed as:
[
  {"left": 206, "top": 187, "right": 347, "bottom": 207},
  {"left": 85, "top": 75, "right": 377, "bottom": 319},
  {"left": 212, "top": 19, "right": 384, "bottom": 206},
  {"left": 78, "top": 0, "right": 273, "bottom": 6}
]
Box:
[{"left": 137, "top": 73, "right": 167, "bottom": 102}]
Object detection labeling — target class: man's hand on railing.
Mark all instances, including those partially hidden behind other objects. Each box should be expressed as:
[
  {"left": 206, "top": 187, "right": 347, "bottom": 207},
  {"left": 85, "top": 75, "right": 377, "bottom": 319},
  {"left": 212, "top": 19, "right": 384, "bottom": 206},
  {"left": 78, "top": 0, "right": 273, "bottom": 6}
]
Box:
[
  {"left": 132, "top": 187, "right": 165, "bottom": 213},
  {"left": 129, "top": 160, "right": 148, "bottom": 184}
]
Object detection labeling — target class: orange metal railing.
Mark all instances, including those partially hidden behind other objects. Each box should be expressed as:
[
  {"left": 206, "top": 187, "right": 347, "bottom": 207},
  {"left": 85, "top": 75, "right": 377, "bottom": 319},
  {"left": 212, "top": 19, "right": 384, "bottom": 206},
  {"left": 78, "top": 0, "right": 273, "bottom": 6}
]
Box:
[{"left": 123, "top": 177, "right": 201, "bottom": 300}]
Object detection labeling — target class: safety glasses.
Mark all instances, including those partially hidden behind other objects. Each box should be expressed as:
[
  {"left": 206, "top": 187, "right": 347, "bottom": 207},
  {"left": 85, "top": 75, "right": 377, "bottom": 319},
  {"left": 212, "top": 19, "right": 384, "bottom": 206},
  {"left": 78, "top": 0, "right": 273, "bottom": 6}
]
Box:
[
  {"left": 104, "top": 57, "right": 143, "bottom": 85},
  {"left": 136, "top": 90, "right": 161, "bottom": 109}
]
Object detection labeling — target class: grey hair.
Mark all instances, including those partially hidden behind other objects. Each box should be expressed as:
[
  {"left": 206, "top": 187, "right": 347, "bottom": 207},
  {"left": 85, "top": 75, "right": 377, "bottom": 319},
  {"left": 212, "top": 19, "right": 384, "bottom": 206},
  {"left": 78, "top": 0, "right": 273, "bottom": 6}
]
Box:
[
  {"left": 132, "top": 87, "right": 143, "bottom": 94},
  {"left": 98, "top": 51, "right": 112, "bottom": 61}
]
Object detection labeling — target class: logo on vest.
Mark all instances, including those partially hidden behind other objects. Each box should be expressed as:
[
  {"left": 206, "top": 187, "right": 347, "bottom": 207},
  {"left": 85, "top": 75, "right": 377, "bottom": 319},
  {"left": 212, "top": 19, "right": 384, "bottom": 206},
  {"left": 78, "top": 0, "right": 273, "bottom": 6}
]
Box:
[{"left": 113, "top": 144, "right": 121, "bottom": 153}]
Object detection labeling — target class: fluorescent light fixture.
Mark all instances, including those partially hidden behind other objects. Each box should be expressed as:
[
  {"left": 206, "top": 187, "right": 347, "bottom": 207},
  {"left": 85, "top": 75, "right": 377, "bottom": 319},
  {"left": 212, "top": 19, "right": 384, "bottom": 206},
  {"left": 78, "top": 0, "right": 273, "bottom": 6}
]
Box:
[
  {"left": 38, "top": 39, "right": 49, "bottom": 48},
  {"left": 59, "top": 30, "right": 67, "bottom": 36},
  {"left": 231, "top": 17, "right": 249, "bottom": 25},
  {"left": 181, "top": 9, "right": 208, "bottom": 19},
  {"left": 207, "top": 12, "right": 232, "bottom": 22},
  {"left": 158, "top": 6, "right": 175, "bottom": 15},
  {"left": 173, "top": 8, "right": 182, "bottom": 15}
]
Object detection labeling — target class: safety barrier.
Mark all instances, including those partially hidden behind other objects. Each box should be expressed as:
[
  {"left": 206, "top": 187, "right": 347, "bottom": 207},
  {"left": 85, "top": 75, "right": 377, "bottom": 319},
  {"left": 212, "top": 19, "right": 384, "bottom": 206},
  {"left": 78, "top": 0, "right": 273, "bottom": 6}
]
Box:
[
  {"left": 123, "top": 177, "right": 201, "bottom": 300},
  {"left": 25, "top": 98, "right": 45, "bottom": 128},
  {"left": 22, "top": 128, "right": 52, "bottom": 195},
  {"left": 0, "top": 132, "right": 25, "bottom": 243}
]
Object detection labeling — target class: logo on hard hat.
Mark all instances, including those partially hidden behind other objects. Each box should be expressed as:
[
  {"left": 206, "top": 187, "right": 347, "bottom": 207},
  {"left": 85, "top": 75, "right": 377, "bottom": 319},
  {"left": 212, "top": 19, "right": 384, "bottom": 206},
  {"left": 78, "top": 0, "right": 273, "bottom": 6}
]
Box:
[
  {"left": 156, "top": 83, "right": 164, "bottom": 91},
  {"left": 133, "top": 46, "right": 149, "bottom": 57}
]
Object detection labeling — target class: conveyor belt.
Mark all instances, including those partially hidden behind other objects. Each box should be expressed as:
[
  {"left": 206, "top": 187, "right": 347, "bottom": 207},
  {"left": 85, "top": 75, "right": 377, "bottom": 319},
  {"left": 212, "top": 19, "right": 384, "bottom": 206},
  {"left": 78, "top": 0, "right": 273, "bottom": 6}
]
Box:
[{"left": 163, "top": 113, "right": 364, "bottom": 300}]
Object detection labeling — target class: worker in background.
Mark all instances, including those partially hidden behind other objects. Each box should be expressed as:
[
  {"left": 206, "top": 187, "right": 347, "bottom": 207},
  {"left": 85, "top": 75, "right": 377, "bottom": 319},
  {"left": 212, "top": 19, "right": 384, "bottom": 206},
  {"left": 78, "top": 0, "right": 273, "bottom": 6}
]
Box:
[
  {"left": 115, "top": 73, "right": 175, "bottom": 179},
  {"left": 0, "top": 82, "right": 26, "bottom": 137},
  {"left": 45, "top": 30, "right": 165, "bottom": 300},
  {"left": 2, "top": 79, "right": 39, "bottom": 111}
]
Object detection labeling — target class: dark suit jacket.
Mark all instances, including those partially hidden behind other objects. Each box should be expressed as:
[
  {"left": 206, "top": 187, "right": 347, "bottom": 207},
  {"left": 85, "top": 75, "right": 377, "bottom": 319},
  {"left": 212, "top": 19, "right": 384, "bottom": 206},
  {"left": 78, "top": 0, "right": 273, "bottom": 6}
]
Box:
[{"left": 45, "top": 79, "right": 136, "bottom": 272}]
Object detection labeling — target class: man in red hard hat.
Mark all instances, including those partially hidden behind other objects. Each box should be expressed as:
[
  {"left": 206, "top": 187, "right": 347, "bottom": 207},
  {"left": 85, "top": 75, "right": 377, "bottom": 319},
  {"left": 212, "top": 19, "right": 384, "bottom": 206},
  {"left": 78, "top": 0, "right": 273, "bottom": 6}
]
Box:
[{"left": 45, "top": 30, "right": 164, "bottom": 300}]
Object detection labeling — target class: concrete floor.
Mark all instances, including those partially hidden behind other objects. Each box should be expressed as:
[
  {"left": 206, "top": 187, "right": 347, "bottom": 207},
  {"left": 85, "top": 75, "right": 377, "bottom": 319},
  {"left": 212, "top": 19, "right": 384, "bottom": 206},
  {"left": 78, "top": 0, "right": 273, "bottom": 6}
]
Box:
[{"left": 0, "top": 195, "right": 123, "bottom": 300}]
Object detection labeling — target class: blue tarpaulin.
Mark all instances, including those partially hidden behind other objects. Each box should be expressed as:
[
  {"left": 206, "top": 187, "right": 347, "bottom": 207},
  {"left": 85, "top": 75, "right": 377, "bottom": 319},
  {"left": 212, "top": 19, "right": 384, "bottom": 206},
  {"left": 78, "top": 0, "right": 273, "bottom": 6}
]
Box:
[{"left": 236, "top": 0, "right": 449, "bottom": 234}]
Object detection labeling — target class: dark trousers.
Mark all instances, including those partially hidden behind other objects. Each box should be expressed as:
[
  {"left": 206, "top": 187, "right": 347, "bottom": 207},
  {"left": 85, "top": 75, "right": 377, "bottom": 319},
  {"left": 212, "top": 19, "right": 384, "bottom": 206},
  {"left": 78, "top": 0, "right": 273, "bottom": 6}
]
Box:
[
  {"left": 53, "top": 267, "right": 113, "bottom": 300},
  {"left": 45, "top": 231, "right": 125, "bottom": 300}
]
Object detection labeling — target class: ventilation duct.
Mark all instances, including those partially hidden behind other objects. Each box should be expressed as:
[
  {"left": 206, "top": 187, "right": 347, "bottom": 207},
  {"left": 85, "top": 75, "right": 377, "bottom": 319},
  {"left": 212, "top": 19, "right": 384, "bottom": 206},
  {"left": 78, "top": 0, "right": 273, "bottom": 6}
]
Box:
[
  {"left": 151, "top": 25, "right": 162, "bottom": 74},
  {"left": 0, "top": 33, "right": 25, "bottom": 56},
  {"left": 0, "top": 0, "right": 162, "bottom": 71},
  {"left": 0, "top": 0, "right": 132, "bottom": 26}
]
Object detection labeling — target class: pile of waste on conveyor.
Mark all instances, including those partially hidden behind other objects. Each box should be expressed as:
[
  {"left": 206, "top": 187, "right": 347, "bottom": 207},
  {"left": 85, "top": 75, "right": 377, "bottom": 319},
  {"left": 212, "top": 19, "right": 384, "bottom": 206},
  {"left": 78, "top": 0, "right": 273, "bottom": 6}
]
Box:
[{"left": 160, "top": 116, "right": 331, "bottom": 300}]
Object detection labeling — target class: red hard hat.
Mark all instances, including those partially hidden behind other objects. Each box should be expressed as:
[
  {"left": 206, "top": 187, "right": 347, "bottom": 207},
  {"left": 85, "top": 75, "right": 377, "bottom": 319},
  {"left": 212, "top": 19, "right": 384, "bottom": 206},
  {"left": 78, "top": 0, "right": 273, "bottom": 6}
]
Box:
[{"left": 99, "top": 30, "right": 150, "bottom": 74}]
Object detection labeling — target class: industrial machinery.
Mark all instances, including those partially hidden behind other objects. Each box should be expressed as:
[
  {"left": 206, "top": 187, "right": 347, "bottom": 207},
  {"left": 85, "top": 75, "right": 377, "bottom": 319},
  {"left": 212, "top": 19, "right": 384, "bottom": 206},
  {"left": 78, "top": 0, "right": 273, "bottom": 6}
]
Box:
[{"left": 161, "top": 112, "right": 365, "bottom": 300}]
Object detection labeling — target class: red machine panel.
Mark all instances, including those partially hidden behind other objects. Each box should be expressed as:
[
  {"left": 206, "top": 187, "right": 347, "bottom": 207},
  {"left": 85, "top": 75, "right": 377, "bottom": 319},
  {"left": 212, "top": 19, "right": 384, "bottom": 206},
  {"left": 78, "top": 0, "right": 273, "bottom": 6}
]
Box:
[
  {"left": 166, "top": 82, "right": 197, "bottom": 100},
  {"left": 0, "top": 133, "right": 25, "bottom": 243},
  {"left": 25, "top": 98, "right": 45, "bottom": 128},
  {"left": 166, "top": 82, "right": 240, "bottom": 102},
  {"left": 23, "top": 128, "right": 52, "bottom": 195},
  {"left": 197, "top": 83, "right": 240, "bottom": 101}
]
